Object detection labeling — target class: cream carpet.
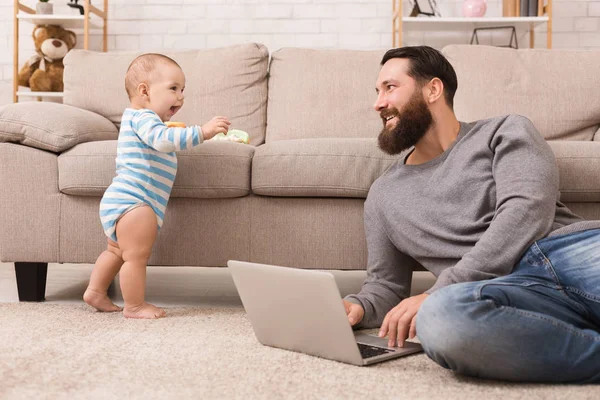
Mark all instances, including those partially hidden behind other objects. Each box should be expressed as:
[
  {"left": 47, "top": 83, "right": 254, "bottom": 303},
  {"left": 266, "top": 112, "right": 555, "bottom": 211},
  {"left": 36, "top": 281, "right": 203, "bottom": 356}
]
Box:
[{"left": 0, "top": 303, "right": 597, "bottom": 400}]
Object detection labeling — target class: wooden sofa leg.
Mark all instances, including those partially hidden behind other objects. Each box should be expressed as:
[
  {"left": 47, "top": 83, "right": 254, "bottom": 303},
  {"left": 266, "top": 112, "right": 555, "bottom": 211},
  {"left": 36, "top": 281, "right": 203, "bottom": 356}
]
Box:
[{"left": 14, "top": 262, "right": 48, "bottom": 302}]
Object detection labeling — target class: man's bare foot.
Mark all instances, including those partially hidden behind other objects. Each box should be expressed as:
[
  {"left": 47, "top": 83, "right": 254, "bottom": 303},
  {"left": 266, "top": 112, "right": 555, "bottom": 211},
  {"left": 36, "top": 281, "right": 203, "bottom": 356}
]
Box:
[
  {"left": 123, "top": 302, "right": 166, "bottom": 319},
  {"left": 83, "top": 288, "right": 122, "bottom": 312}
]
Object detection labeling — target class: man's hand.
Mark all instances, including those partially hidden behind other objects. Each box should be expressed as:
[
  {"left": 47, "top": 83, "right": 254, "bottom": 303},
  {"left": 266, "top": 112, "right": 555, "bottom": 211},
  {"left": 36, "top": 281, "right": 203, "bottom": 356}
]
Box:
[
  {"left": 343, "top": 300, "right": 364, "bottom": 326},
  {"left": 379, "top": 293, "right": 429, "bottom": 348}
]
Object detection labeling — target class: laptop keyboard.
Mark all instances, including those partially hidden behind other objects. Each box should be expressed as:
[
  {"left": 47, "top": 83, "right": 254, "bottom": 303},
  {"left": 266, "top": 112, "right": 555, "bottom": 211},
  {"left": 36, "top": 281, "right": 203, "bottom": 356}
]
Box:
[{"left": 357, "top": 343, "right": 393, "bottom": 359}]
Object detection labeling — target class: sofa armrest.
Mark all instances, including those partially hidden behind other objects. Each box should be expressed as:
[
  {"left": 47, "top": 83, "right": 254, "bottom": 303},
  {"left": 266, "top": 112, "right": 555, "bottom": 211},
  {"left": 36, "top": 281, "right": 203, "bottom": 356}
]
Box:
[{"left": 0, "top": 102, "right": 118, "bottom": 153}]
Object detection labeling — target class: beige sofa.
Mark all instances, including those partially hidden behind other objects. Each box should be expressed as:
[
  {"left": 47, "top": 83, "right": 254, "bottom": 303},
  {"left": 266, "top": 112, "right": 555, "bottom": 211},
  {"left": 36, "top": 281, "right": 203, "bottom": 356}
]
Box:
[{"left": 1, "top": 44, "right": 599, "bottom": 301}]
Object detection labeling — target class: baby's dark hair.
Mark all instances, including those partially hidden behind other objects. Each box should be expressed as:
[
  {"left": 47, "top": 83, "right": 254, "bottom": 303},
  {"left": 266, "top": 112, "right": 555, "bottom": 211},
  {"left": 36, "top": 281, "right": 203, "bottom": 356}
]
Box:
[{"left": 125, "top": 53, "right": 181, "bottom": 100}]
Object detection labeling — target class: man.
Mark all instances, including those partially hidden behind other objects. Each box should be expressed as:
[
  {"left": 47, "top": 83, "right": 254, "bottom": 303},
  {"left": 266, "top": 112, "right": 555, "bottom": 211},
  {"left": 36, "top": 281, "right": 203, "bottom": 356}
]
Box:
[{"left": 343, "top": 46, "right": 600, "bottom": 382}]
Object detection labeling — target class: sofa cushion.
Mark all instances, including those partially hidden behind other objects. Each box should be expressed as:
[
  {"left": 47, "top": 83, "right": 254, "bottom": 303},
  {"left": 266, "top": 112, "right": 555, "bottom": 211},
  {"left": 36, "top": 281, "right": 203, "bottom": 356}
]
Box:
[
  {"left": 252, "top": 138, "right": 400, "bottom": 198},
  {"left": 63, "top": 43, "right": 269, "bottom": 145},
  {"left": 0, "top": 102, "right": 118, "bottom": 153},
  {"left": 443, "top": 45, "right": 600, "bottom": 141},
  {"left": 548, "top": 141, "right": 600, "bottom": 202},
  {"left": 58, "top": 141, "right": 254, "bottom": 198},
  {"left": 266, "top": 48, "right": 386, "bottom": 142}
]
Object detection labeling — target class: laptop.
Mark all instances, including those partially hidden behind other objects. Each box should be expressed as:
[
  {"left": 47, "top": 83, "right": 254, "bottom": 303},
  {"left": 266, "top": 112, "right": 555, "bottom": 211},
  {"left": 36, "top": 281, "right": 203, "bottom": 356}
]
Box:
[{"left": 227, "top": 260, "right": 423, "bottom": 366}]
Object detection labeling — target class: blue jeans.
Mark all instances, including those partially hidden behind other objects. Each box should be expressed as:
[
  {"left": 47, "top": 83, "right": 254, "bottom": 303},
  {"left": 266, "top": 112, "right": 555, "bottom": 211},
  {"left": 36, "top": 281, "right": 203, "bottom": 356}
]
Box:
[{"left": 416, "top": 228, "right": 600, "bottom": 383}]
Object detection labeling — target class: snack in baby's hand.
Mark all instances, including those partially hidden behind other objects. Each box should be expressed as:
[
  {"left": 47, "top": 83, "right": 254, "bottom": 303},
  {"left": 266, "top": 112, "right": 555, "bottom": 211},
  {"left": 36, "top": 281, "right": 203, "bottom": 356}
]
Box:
[
  {"left": 165, "top": 121, "right": 186, "bottom": 128},
  {"left": 210, "top": 129, "right": 250, "bottom": 144}
]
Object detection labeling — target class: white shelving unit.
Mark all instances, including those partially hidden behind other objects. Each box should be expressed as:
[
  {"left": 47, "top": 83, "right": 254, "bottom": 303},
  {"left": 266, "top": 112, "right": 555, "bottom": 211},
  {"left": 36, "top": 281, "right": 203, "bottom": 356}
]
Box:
[
  {"left": 13, "top": 0, "right": 108, "bottom": 103},
  {"left": 392, "top": 1, "right": 553, "bottom": 49},
  {"left": 16, "top": 91, "right": 65, "bottom": 98}
]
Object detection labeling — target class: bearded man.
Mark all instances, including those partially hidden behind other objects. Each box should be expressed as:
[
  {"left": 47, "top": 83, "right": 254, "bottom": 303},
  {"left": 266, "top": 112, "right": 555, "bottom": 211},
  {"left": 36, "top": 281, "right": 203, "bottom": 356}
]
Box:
[{"left": 343, "top": 46, "right": 600, "bottom": 383}]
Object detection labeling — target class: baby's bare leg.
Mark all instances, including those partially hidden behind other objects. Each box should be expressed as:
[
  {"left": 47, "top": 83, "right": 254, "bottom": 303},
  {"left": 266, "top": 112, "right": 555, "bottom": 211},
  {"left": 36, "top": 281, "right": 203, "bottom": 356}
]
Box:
[
  {"left": 84, "top": 239, "right": 123, "bottom": 312},
  {"left": 116, "top": 205, "right": 166, "bottom": 319}
]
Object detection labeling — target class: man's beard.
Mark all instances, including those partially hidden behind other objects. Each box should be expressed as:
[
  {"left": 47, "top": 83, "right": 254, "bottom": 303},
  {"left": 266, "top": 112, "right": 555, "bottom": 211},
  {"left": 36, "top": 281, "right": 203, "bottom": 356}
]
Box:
[{"left": 377, "top": 91, "right": 433, "bottom": 155}]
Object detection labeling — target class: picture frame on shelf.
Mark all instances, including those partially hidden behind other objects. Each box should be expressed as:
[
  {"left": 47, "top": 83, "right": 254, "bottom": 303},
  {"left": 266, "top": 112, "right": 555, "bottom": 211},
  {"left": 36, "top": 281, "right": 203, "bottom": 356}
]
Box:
[{"left": 409, "top": 0, "right": 441, "bottom": 17}]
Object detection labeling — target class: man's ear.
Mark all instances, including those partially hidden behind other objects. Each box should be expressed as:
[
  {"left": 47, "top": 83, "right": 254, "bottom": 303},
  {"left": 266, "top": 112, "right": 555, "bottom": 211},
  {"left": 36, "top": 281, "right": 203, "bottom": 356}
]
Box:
[
  {"left": 426, "top": 78, "right": 444, "bottom": 104},
  {"left": 137, "top": 83, "right": 149, "bottom": 98}
]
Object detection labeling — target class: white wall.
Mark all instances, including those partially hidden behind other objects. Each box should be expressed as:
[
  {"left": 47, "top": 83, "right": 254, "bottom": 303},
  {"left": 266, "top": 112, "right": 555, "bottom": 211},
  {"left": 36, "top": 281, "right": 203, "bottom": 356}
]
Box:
[{"left": 1, "top": 0, "right": 599, "bottom": 104}]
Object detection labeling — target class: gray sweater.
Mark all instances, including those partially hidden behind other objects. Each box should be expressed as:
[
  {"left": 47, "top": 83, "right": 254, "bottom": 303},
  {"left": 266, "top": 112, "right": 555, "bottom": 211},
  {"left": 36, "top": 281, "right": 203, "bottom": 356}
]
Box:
[{"left": 345, "top": 115, "right": 600, "bottom": 329}]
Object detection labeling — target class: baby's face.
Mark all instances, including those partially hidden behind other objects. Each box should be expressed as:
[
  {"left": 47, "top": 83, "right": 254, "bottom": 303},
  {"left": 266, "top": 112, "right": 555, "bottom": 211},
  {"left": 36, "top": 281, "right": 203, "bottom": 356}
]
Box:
[{"left": 146, "top": 63, "right": 186, "bottom": 122}]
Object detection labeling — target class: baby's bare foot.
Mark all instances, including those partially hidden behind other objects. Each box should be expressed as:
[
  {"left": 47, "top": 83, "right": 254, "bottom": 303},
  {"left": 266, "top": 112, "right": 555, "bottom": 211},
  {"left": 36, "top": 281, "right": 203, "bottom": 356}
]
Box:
[
  {"left": 83, "top": 288, "right": 122, "bottom": 312},
  {"left": 123, "top": 302, "right": 166, "bottom": 319}
]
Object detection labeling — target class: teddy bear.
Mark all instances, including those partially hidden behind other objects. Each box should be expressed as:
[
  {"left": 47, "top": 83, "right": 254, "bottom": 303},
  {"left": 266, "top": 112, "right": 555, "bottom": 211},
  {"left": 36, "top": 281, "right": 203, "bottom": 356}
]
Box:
[{"left": 18, "top": 25, "right": 76, "bottom": 92}]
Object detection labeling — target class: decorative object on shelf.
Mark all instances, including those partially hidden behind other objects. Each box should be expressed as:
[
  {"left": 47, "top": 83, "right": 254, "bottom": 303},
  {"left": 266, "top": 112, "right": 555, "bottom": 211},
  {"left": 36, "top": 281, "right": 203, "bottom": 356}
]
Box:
[
  {"left": 462, "top": 0, "right": 487, "bottom": 17},
  {"left": 36, "top": 0, "right": 53, "bottom": 15},
  {"left": 67, "top": 0, "right": 85, "bottom": 15},
  {"left": 471, "top": 26, "right": 518, "bottom": 48},
  {"left": 17, "top": 25, "right": 76, "bottom": 92},
  {"left": 519, "top": 0, "right": 540, "bottom": 16},
  {"left": 409, "top": 0, "right": 441, "bottom": 17}
]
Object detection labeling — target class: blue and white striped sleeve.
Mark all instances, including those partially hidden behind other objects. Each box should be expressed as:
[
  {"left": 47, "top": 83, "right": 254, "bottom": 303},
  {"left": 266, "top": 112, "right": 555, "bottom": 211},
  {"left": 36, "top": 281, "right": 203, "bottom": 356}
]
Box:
[{"left": 132, "top": 109, "right": 203, "bottom": 153}]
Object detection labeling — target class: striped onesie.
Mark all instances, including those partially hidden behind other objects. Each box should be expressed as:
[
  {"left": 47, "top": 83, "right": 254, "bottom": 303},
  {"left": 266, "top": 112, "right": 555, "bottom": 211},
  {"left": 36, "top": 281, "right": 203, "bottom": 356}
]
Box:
[{"left": 100, "top": 108, "right": 202, "bottom": 242}]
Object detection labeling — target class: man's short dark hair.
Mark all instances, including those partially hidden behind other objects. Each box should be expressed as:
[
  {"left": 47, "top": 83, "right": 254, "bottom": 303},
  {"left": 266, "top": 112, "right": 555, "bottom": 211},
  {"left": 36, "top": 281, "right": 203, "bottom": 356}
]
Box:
[{"left": 381, "top": 46, "right": 458, "bottom": 109}]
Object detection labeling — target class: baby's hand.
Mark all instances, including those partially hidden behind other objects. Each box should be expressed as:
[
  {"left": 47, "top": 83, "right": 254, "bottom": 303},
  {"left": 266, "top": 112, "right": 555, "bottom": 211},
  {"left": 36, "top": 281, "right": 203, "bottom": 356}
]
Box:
[{"left": 201, "top": 116, "right": 230, "bottom": 140}]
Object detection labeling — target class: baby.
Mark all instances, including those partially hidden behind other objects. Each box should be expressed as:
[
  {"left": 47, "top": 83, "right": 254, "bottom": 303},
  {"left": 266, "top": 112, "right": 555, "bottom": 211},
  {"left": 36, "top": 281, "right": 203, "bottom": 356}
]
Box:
[{"left": 83, "top": 53, "right": 230, "bottom": 319}]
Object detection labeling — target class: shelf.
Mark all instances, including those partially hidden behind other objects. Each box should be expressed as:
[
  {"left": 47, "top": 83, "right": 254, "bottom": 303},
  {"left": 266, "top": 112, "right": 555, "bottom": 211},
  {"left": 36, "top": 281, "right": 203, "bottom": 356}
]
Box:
[
  {"left": 392, "top": 0, "right": 553, "bottom": 48},
  {"left": 13, "top": 1, "right": 108, "bottom": 103},
  {"left": 402, "top": 17, "right": 549, "bottom": 24},
  {"left": 17, "top": 13, "right": 100, "bottom": 29},
  {"left": 16, "top": 91, "right": 64, "bottom": 98}
]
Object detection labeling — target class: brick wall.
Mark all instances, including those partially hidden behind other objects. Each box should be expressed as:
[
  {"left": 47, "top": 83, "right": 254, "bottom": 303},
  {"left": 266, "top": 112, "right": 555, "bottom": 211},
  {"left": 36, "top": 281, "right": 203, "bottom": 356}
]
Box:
[{"left": 1, "top": 0, "right": 598, "bottom": 104}]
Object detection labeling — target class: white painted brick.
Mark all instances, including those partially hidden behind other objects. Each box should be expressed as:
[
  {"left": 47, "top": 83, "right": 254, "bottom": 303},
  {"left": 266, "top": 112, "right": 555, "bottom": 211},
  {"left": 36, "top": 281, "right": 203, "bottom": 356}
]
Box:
[
  {"left": 206, "top": 34, "right": 252, "bottom": 48},
  {"left": 253, "top": 19, "right": 319, "bottom": 34},
  {"left": 109, "top": 0, "right": 147, "bottom": 4},
  {"left": 115, "top": 5, "right": 187, "bottom": 20},
  {"left": 377, "top": 3, "right": 392, "bottom": 17},
  {"left": 115, "top": 35, "right": 140, "bottom": 50},
  {"left": 0, "top": 6, "right": 13, "bottom": 21},
  {"left": 205, "top": 5, "right": 247, "bottom": 19},
  {"left": 580, "top": 32, "right": 600, "bottom": 46},
  {"left": 249, "top": 34, "right": 295, "bottom": 51},
  {"left": 552, "top": 33, "right": 581, "bottom": 49},
  {"left": 552, "top": 18, "right": 575, "bottom": 33},
  {"left": 333, "top": 4, "right": 378, "bottom": 19},
  {"left": 258, "top": 0, "right": 310, "bottom": 3},
  {"left": 339, "top": 33, "right": 382, "bottom": 49},
  {"left": 362, "top": 18, "right": 392, "bottom": 33},
  {"left": 146, "top": 0, "right": 184, "bottom": 4},
  {"left": 553, "top": 2, "right": 589, "bottom": 18},
  {"left": 230, "top": 20, "right": 255, "bottom": 34},
  {"left": 182, "top": 0, "right": 228, "bottom": 4},
  {"left": 252, "top": 5, "right": 293, "bottom": 19},
  {"left": 320, "top": 19, "right": 362, "bottom": 33},
  {"left": 294, "top": 33, "right": 339, "bottom": 48},
  {"left": 164, "top": 34, "right": 206, "bottom": 49},
  {"left": 187, "top": 19, "right": 230, "bottom": 34},
  {"left": 292, "top": 5, "right": 337, "bottom": 19},
  {"left": 319, "top": 0, "right": 385, "bottom": 3},
  {"left": 589, "top": 3, "right": 600, "bottom": 17},
  {"left": 3, "top": 0, "right": 600, "bottom": 89},
  {"left": 574, "top": 17, "right": 599, "bottom": 31},
  {"left": 3, "top": 65, "right": 14, "bottom": 81},
  {"left": 139, "top": 35, "right": 165, "bottom": 51}
]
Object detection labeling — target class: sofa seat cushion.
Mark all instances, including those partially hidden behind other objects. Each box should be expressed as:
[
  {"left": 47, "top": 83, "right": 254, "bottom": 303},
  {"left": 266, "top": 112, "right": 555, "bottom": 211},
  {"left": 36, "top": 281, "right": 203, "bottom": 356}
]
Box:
[
  {"left": 548, "top": 141, "right": 600, "bottom": 202},
  {"left": 58, "top": 140, "right": 254, "bottom": 198},
  {"left": 251, "top": 138, "right": 400, "bottom": 198}
]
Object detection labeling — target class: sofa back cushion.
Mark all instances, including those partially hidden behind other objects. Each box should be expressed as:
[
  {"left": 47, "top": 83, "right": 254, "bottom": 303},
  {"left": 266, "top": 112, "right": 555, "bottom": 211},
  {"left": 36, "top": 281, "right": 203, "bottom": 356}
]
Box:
[
  {"left": 266, "top": 48, "right": 386, "bottom": 142},
  {"left": 63, "top": 43, "right": 269, "bottom": 145},
  {"left": 442, "top": 45, "right": 600, "bottom": 141}
]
